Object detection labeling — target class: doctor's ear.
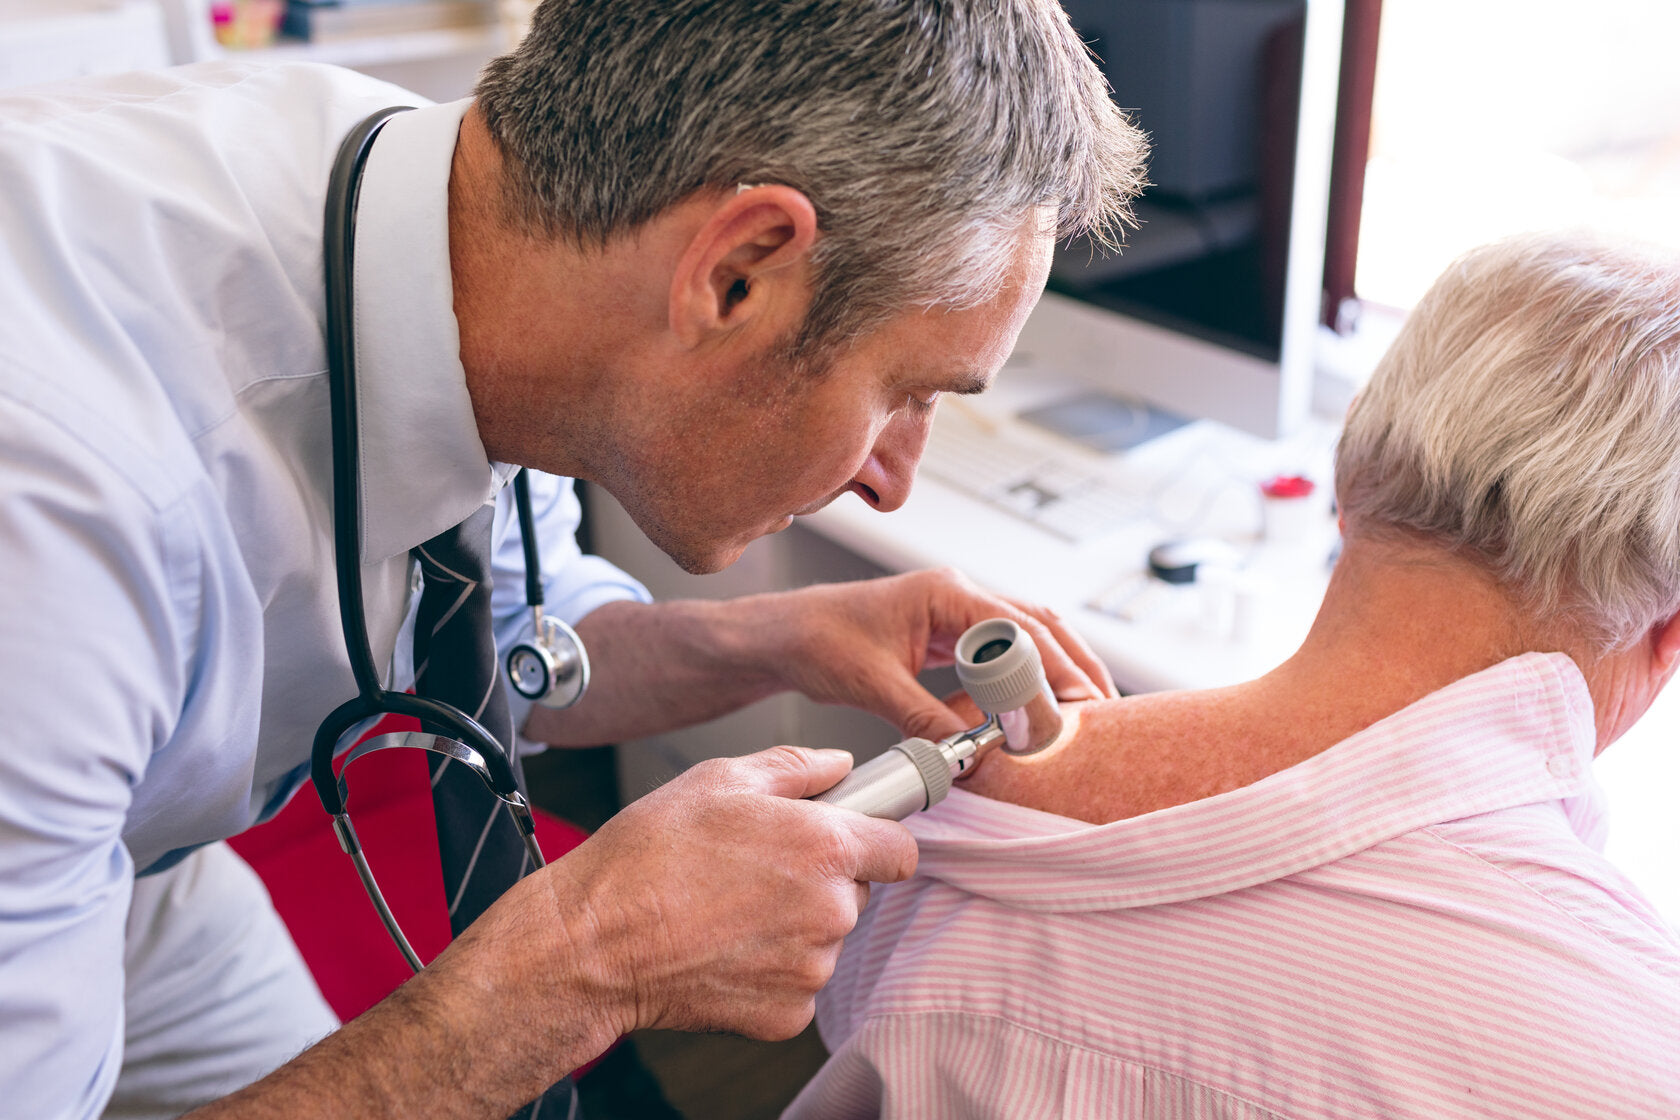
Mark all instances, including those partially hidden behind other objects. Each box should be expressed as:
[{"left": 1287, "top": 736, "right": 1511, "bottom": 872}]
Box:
[{"left": 668, "top": 184, "right": 819, "bottom": 346}]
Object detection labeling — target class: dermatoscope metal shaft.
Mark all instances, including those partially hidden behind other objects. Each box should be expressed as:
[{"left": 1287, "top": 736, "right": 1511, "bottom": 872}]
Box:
[{"left": 811, "top": 618, "right": 1063, "bottom": 821}]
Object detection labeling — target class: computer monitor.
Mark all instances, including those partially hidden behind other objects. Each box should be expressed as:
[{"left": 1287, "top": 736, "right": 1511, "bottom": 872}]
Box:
[{"left": 1014, "top": 0, "right": 1345, "bottom": 440}]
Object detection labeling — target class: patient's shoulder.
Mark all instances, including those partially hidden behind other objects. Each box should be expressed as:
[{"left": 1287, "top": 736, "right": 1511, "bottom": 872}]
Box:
[{"left": 954, "top": 684, "right": 1338, "bottom": 824}]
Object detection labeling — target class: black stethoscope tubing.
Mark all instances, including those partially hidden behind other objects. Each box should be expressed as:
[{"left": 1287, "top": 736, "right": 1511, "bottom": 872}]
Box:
[{"left": 310, "top": 106, "right": 524, "bottom": 819}]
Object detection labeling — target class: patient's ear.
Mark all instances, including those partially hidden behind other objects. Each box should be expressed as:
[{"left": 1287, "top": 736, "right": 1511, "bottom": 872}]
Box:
[{"left": 1651, "top": 610, "right": 1680, "bottom": 677}]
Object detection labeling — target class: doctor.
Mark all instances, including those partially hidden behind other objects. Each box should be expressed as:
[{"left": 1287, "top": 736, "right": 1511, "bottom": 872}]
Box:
[{"left": 0, "top": 1, "right": 1145, "bottom": 1117}]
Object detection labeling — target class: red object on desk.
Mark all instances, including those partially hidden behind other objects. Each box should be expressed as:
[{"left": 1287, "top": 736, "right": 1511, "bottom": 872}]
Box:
[
  {"left": 1260, "top": 473, "right": 1316, "bottom": 499},
  {"left": 228, "top": 715, "right": 590, "bottom": 1024}
]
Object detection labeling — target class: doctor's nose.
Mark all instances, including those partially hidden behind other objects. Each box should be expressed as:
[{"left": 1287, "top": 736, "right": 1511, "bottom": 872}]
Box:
[{"left": 848, "top": 408, "right": 934, "bottom": 513}]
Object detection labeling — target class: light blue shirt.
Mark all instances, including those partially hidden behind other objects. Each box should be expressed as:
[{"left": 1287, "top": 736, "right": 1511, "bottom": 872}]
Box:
[{"left": 0, "top": 62, "right": 647, "bottom": 1117}]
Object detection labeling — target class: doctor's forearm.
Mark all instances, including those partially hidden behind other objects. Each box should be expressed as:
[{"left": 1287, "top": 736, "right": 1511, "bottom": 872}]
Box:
[
  {"left": 185, "top": 872, "right": 623, "bottom": 1120},
  {"left": 522, "top": 597, "right": 787, "bottom": 745}
]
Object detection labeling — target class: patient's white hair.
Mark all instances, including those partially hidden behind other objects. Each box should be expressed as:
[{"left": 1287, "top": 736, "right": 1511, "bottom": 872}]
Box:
[{"left": 1336, "top": 231, "right": 1680, "bottom": 650}]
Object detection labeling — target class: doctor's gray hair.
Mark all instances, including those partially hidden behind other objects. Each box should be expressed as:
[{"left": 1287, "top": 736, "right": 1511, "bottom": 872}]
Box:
[
  {"left": 474, "top": 0, "right": 1146, "bottom": 354},
  {"left": 1335, "top": 232, "right": 1680, "bottom": 650}
]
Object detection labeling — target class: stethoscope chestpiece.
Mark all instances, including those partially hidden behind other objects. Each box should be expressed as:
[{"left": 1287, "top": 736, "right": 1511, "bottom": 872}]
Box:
[{"left": 506, "top": 609, "right": 590, "bottom": 708}]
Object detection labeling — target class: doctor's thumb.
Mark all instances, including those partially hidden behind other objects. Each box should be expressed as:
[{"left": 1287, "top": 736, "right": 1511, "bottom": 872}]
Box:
[{"left": 732, "top": 745, "right": 857, "bottom": 800}]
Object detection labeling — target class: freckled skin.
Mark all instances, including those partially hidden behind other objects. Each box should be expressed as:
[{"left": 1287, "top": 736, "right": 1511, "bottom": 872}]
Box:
[{"left": 953, "top": 690, "right": 1323, "bottom": 825}]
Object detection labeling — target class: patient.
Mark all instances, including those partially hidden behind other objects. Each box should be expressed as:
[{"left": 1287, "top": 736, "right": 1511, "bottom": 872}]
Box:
[{"left": 785, "top": 233, "right": 1680, "bottom": 1119}]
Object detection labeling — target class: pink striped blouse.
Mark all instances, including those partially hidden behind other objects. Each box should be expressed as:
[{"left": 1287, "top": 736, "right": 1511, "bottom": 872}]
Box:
[{"left": 787, "top": 653, "right": 1680, "bottom": 1119}]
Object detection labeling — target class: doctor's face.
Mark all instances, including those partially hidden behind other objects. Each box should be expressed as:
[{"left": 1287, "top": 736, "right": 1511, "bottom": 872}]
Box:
[{"left": 618, "top": 227, "right": 1054, "bottom": 574}]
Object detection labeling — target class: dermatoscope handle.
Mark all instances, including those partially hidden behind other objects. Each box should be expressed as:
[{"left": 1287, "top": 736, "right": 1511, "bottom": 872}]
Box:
[{"left": 811, "top": 737, "right": 952, "bottom": 820}]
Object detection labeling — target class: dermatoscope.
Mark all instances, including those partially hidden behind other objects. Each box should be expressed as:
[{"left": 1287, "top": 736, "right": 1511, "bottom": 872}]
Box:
[{"left": 812, "top": 618, "right": 1063, "bottom": 820}]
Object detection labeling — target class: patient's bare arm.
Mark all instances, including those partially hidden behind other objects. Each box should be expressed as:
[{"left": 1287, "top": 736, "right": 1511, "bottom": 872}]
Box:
[
  {"left": 951, "top": 694, "right": 1156, "bottom": 824},
  {"left": 953, "top": 685, "right": 1315, "bottom": 825}
]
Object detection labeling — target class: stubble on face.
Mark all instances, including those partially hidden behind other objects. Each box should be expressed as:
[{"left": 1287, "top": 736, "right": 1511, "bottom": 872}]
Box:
[{"left": 594, "top": 334, "right": 834, "bottom": 575}]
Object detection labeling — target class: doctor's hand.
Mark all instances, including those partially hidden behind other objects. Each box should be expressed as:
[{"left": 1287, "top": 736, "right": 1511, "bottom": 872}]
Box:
[
  {"left": 523, "top": 570, "right": 1113, "bottom": 751},
  {"left": 751, "top": 567, "right": 1116, "bottom": 743},
  {"left": 206, "top": 748, "right": 912, "bottom": 1120},
  {"left": 466, "top": 745, "right": 916, "bottom": 1053}
]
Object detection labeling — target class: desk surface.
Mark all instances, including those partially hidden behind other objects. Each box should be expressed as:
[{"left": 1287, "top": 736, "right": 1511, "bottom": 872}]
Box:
[{"left": 802, "top": 359, "right": 1345, "bottom": 695}]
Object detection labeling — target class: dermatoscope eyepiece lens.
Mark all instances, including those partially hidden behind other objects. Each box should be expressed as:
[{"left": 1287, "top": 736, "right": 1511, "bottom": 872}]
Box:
[
  {"left": 955, "top": 620, "right": 1040, "bottom": 705},
  {"left": 954, "top": 618, "right": 1063, "bottom": 755},
  {"left": 960, "top": 621, "right": 1061, "bottom": 752}
]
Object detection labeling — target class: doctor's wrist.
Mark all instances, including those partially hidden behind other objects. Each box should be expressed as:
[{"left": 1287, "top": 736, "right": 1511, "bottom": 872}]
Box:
[
  {"left": 710, "top": 588, "right": 826, "bottom": 699},
  {"left": 401, "top": 867, "right": 635, "bottom": 1100}
]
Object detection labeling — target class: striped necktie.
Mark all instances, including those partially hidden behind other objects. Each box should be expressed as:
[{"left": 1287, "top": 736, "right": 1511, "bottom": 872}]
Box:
[{"left": 411, "top": 501, "right": 580, "bottom": 1119}]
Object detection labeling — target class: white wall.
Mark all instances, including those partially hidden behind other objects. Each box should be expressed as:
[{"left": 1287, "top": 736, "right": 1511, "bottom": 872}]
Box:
[{"left": 0, "top": 2, "right": 171, "bottom": 90}]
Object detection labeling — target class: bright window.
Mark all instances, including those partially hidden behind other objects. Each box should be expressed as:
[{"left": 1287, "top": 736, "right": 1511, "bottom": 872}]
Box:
[{"left": 1359, "top": 0, "right": 1680, "bottom": 309}]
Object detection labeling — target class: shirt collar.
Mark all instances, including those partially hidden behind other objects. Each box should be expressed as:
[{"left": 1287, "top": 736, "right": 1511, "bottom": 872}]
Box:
[
  {"left": 352, "top": 97, "right": 500, "bottom": 563},
  {"left": 908, "top": 652, "right": 1599, "bottom": 911}
]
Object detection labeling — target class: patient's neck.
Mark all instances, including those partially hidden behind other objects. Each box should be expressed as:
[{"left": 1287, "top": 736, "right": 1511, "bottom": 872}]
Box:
[
  {"left": 1274, "top": 533, "right": 1548, "bottom": 729},
  {"left": 958, "top": 534, "right": 1556, "bottom": 825}
]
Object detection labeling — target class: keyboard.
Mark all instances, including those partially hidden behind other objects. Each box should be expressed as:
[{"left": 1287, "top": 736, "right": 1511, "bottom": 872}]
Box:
[{"left": 919, "top": 411, "right": 1144, "bottom": 543}]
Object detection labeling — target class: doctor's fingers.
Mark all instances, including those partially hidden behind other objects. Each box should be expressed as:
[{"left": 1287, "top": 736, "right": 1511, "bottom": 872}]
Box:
[
  {"left": 654, "top": 932, "right": 852, "bottom": 1042},
  {"left": 999, "top": 597, "right": 1117, "bottom": 700},
  {"left": 913, "top": 567, "right": 1112, "bottom": 702},
  {"left": 695, "top": 747, "right": 920, "bottom": 883},
  {"left": 720, "top": 744, "right": 859, "bottom": 801},
  {"left": 853, "top": 659, "right": 975, "bottom": 744},
  {"left": 673, "top": 750, "right": 919, "bottom": 884},
  {"left": 646, "top": 816, "right": 902, "bottom": 1037},
  {"left": 808, "top": 800, "right": 920, "bottom": 885}
]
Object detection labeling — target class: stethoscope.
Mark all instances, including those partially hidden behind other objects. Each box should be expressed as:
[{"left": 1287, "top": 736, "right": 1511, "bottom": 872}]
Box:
[{"left": 308, "top": 107, "right": 590, "bottom": 971}]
